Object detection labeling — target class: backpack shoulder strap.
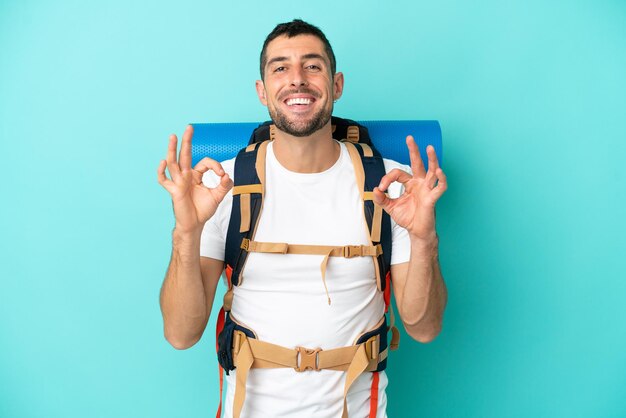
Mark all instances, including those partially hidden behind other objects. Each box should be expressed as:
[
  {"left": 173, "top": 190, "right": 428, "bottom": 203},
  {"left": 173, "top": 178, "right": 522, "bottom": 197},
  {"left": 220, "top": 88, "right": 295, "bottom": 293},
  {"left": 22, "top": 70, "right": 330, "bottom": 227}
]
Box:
[
  {"left": 343, "top": 141, "right": 392, "bottom": 292},
  {"left": 224, "top": 140, "right": 269, "bottom": 287}
]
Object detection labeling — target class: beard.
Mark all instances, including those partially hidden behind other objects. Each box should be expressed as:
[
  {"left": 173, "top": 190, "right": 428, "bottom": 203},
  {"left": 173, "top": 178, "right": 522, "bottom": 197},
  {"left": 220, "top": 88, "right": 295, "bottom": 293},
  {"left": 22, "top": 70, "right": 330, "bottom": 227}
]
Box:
[{"left": 268, "top": 89, "right": 333, "bottom": 137}]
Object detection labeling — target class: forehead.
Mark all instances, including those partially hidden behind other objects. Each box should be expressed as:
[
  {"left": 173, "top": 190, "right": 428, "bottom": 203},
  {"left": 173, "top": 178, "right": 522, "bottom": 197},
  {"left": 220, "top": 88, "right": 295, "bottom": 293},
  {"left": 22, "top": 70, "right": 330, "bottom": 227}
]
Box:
[{"left": 264, "top": 34, "right": 329, "bottom": 63}]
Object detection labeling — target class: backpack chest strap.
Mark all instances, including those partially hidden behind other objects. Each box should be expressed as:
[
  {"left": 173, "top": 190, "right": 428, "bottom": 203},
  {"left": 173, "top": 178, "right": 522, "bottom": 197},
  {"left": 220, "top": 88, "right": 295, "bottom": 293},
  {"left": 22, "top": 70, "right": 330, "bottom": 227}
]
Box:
[
  {"left": 240, "top": 238, "right": 382, "bottom": 305},
  {"left": 241, "top": 238, "right": 381, "bottom": 258}
]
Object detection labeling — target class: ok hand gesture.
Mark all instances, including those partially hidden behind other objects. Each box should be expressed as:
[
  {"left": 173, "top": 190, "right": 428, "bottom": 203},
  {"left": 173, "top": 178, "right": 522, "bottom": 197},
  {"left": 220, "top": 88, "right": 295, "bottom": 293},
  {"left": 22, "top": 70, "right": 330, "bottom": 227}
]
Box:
[
  {"left": 373, "top": 136, "right": 447, "bottom": 241},
  {"left": 157, "top": 125, "right": 233, "bottom": 234}
]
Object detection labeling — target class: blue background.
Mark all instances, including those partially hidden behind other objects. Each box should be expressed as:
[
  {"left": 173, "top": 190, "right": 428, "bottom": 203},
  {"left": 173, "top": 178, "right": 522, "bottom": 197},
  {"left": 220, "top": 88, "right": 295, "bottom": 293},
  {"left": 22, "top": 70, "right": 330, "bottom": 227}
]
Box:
[{"left": 1, "top": 1, "right": 625, "bottom": 417}]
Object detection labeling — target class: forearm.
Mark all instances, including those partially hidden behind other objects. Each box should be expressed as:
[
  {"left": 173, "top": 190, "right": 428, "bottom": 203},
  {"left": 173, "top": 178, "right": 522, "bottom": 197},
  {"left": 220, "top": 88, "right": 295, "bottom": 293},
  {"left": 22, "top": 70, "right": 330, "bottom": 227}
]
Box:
[
  {"left": 398, "top": 233, "right": 447, "bottom": 342},
  {"left": 160, "top": 228, "right": 209, "bottom": 349}
]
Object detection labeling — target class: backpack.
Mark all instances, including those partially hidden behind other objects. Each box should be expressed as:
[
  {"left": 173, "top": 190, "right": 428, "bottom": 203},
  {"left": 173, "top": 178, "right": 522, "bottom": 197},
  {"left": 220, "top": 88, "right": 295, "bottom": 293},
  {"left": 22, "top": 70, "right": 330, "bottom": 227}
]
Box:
[{"left": 214, "top": 116, "right": 400, "bottom": 418}]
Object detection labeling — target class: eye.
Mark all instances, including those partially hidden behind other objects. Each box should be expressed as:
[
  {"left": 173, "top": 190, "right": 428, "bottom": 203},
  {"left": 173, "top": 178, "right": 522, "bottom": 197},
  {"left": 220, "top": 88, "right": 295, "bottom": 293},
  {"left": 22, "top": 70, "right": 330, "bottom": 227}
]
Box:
[
  {"left": 306, "top": 64, "right": 321, "bottom": 71},
  {"left": 274, "top": 66, "right": 286, "bottom": 73}
]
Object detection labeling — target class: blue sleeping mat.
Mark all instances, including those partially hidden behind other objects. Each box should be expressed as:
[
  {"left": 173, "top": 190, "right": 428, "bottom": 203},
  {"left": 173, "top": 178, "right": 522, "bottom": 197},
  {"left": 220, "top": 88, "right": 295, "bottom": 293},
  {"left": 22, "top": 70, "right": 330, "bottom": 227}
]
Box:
[{"left": 191, "top": 120, "right": 442, "bottom": 168}]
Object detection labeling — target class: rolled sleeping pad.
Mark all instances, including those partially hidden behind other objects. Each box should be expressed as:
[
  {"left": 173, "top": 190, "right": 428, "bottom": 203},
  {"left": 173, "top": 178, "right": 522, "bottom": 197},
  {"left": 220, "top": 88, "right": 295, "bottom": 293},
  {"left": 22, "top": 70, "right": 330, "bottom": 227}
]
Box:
[{"left": 191, "top": 120, "right": 442, "bottom": 169}]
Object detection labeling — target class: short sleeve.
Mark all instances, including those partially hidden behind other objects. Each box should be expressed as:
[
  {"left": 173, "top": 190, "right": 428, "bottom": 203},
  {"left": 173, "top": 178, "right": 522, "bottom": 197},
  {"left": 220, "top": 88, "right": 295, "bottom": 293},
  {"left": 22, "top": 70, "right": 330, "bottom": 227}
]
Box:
[{"left": 199, "top": 158, "right": 235, "bottom": 261}]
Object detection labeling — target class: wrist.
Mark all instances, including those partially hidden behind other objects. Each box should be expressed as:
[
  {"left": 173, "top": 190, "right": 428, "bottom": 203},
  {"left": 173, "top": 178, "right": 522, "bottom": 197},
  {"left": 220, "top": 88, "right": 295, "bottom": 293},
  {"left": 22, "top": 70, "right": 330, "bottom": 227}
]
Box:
[
  {"left": 172, "top": 226, "right": 203, "bottom": 245},
  {"left": 409, "top": 231, "right": 439, "bottom": 251}
]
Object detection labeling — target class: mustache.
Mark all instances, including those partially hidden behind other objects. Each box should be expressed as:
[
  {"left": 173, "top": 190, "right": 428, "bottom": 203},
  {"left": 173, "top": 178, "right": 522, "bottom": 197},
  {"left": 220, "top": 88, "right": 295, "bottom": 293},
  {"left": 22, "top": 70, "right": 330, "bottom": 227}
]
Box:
[{"left": 277, "top": 88, "right": 321, "bottom": 101}]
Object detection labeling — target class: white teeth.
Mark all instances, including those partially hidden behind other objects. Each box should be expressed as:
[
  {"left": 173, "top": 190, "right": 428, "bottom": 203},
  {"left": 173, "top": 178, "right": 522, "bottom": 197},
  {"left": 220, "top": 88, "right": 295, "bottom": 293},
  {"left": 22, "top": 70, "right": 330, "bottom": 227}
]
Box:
[{"left": 286, "top": 97, "right": 312, "bottom": 106}]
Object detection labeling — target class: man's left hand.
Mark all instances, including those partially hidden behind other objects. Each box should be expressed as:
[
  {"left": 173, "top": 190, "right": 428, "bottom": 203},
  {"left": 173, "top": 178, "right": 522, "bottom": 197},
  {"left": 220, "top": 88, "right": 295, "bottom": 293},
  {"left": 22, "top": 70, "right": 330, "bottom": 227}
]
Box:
[{"left": 373, "top": 135, "right": 447, "bottom": 241}]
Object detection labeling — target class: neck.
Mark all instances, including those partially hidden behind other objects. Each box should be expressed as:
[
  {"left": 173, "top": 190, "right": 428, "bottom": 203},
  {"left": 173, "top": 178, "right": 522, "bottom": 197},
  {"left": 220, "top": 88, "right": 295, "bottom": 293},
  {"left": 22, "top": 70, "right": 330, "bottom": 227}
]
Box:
[{"left": 272, "top": 121, "right": 340, "bottom": 173}]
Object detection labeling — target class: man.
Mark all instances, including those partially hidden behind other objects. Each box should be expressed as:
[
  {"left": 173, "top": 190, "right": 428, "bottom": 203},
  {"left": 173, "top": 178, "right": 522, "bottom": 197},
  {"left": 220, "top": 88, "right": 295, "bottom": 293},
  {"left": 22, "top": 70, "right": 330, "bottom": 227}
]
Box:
[{"left": 158, "top": 19, "right": 447, "bottom": 418}]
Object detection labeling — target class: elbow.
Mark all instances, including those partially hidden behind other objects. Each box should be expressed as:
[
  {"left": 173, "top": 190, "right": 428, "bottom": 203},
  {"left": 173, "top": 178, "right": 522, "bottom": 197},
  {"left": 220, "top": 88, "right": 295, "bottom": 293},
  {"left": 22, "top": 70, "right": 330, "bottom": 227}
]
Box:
[
  {"left": 164, "top": 329, "right": 201, "bottom": 350},
  {"left": 409, "top": 326, "right": 442, "bottom": 343},
  {"left": 405, "top": 321, "right": 443, "bottom": 344}
]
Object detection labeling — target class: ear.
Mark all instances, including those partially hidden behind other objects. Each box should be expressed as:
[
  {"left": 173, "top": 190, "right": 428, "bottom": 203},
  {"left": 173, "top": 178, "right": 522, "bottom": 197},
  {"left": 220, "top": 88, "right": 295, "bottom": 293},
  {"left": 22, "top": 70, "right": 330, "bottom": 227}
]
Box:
[
  {"left": 332, "top": 72, "right": 344, "bottom": 101},
  {"left": 255, "top": 80, "right": 268, "bottom": 106}
]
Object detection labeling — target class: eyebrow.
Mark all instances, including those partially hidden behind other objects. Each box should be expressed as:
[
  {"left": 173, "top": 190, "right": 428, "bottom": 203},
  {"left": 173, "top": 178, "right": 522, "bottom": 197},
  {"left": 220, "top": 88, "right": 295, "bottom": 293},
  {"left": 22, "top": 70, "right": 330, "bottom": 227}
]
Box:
[{"left": 266, "top": 53, "right": 327, "bottom": 68}]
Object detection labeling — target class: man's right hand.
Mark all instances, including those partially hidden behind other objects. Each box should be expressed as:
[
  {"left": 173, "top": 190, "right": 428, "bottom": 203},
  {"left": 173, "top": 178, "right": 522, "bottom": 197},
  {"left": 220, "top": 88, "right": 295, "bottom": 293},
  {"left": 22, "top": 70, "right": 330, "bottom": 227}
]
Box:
[{"left": 157, "top": 125, "right": 233, "bottom": 234}]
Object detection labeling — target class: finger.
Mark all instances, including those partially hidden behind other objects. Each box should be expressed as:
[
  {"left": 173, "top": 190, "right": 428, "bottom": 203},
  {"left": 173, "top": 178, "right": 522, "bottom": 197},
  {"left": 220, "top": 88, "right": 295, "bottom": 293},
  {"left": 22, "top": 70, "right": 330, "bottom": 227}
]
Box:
[
  {"left": 157, "top": 160, "right": 174, "bottom": 189},
  {"left": 378, "top": 168, "right": 412, "bottom": 192},
  {"left": 166, "top": 134, "right": 181, "bottom": 180},
  {"left": 179, "top": 125, "right": 193, "bottom": 170},
  {"left": 191, "top": 168, "right": 203, "bottom": 184},
  {"left": 426, "top": 145, "right": 440, "bottom": 174},
  {"left": 372, "top": 187, "right": 393, "bottom": 211},
  {"left": 407, "top": 136, "right": 426, "bottom": 178},
  {"left": 212, "top": 173, "right": 234, "bottom": 202},
  {"left": 431, "top": 168, "right": 448, "bottom": 200},
  {"left": 193, "top": 157, "right": 225, "bottom": 176},
  {"left": 425, "top": 170, "right": 438, "bottom": 189}
]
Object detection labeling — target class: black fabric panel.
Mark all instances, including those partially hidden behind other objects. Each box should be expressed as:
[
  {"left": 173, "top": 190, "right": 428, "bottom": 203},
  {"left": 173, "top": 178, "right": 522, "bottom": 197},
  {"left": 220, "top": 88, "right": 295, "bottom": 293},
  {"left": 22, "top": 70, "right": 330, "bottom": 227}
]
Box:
[
  {"left": 356, "top": 316, "right": 389, "bottom": 372},
  {"left": 248, "top": 116, "right": 373, "bottom": 145},
  {"left": 216, "top": 312, "right": 256, "bottom": 374}
]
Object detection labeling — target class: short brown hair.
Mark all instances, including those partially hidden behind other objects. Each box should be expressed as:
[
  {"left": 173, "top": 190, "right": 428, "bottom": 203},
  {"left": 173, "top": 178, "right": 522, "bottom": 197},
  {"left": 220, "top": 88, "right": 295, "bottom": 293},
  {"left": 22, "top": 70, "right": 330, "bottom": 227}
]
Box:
[{"left": 259, "top": 19, "right": 336, "bottom": 80}]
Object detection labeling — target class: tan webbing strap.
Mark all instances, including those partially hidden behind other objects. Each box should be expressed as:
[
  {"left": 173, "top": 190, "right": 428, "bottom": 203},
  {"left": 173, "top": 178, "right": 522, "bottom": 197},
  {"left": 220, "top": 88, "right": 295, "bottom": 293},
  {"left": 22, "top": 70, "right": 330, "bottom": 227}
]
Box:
[
  {"left": 389, "top": 307, "right": 400, "bottom": 351},
  {"left": 235, "top": 184, "right": 261, "bottom": 232},
  {"left": 231, "top": 331, "right": 383, "bottom": 418},
  {"left": 236, "top": 141, "right": 269, "bottom": 234},
  {"left": 255, "top": 140, "right": 268, "bottom": 187},
  {"left": 232, "top": 184, "right": 263, "bottom": 195},
  {"left": 234, "top": 334, "right": 379, "bottom": 371},
  {"left": 341, "top": 343, "right": 371, "bottom": 418},
  {"left": 320, "top": 249, "right": 333, "bottom": 304},
  {"left": 239, "top": 193, "right": 251, "bottom": 233},
  {"left": 359, "top": 143, "right": 374, "bottom": 158},
  {"left": 240, "top": 239, "right": 382, "bottom": 305},
  {"left": 232, "top": 336, "right": 254, "bottom": 418},
  {"left": 345, "top": 142, "right": 384, "bottom": 291},
  {"left": 363, "top": 191, "right": 385, "bottom": 243},
  {"left": 241, "top": 239, "right": 382, "bottom": 258},
  {"left": 223, "top": 288, "right": 234, "bottom": 312},
  {"left": 371, "top": 203, "right": 383, "bottom": 243},
  {"left": 346, "top": 125, "right": 359, "bottom": 143},
  {"left": 232, "top": 331, "right": 385, "bottom": 371},
  {"left": 236, "top": 144, "right": 259, "bottom": 233},
  {"left": 344, "top": 142, "right": 365, "bottom": 200}
]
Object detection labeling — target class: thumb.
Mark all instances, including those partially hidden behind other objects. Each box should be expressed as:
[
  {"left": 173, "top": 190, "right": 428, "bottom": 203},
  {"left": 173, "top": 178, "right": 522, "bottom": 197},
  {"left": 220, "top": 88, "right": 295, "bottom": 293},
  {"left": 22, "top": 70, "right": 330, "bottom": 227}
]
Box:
[
  {"left": 212, "top": 173, "right": 233, "bottom": 202},
  {"left": 373, "top": 187, "right": 391, "bottom": 210}
]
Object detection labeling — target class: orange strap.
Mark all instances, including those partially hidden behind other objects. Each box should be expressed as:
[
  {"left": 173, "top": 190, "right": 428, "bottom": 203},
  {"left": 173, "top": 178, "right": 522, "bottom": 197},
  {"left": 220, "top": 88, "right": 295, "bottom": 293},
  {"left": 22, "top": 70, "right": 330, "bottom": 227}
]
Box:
[
  {"left": 369, "top": 371, "right": 380, "bottom": 418},
  {"left": 215, "top": 307, "right": 226, "bottom": 418}
]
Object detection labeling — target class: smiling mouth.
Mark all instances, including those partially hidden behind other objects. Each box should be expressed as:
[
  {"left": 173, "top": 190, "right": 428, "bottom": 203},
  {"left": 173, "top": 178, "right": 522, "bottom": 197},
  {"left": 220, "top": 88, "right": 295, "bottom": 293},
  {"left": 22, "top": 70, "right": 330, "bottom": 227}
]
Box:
[{"left": 285, "top": 97, "right": 315, "bottom": 106}]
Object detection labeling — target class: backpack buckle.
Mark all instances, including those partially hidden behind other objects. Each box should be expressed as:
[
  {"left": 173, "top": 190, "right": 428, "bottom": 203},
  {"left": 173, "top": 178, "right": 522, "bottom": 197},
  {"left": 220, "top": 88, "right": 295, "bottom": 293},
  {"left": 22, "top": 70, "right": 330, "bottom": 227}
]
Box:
[
  {"left": 343, "top": 245, "right": 362, "bottom": 258},
  {"left": 295, "top": 347, "right": 322, "bottom": 372}
]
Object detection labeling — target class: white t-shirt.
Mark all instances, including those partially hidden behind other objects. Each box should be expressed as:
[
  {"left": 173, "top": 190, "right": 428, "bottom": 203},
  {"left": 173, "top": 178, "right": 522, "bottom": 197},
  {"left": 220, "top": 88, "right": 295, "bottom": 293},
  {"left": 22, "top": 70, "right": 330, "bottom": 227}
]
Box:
[{"left": 201, "top": 141, "right": 411, "bottom": 418}]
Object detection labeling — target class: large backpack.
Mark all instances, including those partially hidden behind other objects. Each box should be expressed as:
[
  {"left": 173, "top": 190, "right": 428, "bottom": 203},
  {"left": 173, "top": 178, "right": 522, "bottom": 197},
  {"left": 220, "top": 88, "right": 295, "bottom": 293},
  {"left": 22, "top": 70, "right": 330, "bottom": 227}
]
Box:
[{"left": 214, "top": 116, "right": 400, "bottom": 418}]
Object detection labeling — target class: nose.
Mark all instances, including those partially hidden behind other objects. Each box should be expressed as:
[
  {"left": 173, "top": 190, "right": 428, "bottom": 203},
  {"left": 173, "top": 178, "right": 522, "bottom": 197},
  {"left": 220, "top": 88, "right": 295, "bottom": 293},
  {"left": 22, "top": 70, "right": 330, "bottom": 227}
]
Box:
[{"left": 290, "top": 67, "right": 308, "bottom": 87}]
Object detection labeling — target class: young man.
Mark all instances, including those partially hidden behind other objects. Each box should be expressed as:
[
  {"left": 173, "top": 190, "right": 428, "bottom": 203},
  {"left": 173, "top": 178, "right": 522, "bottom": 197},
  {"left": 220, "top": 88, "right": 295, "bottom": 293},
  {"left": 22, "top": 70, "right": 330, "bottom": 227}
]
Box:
[{"left": 158, "top": 19, "right": 447, "bottom": 418}]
